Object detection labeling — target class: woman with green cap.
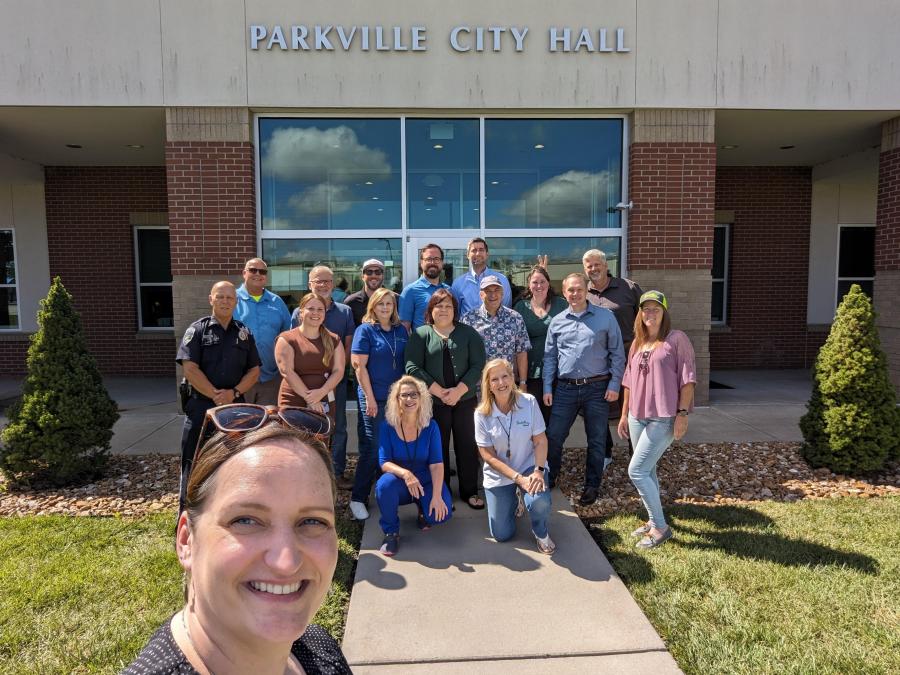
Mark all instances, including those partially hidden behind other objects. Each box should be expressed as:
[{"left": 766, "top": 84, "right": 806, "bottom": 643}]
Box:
[{"left": 617, "top": 290, "right": 696, "bottom": 550}]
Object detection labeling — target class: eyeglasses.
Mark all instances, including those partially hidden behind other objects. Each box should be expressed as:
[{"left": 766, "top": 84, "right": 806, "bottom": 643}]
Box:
[
  {"left": 421, "top": 257, "right": 443, "bottom": 264},
  {"left": 196, "top": 404, "right": 333, "bottom": 455},
  {"left": 398, "top": 392, "right": 420, "bottom": 399},
  {"left": 310, "top": 279, "right": 333, "bottom": 286},
  {"left": 638, "top": 350, "right": 652, "bottom": 376},
  {"left": 363, "top": 268, "right": 384, "bottom": 276},
  {"left": 245, "top": 267, "right": 268, "bottom": 275}
]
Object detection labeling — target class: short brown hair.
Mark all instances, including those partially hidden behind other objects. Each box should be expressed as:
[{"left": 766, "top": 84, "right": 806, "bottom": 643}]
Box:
[
  {"left": 420, "top": 243, "right": 445, "bottom": 260},
  {"left": 424, "top": 288, "right": 458, "bottom": 325}
]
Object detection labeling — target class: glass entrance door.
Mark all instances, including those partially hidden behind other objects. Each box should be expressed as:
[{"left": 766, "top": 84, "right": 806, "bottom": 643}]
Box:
[{"left": 404, "top": 237, "right": 473, "bottom": 289}]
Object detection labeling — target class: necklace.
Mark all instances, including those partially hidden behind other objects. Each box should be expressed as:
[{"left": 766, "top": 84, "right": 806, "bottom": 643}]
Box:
[
  {"left": 378, "top": 324, "right": 399, "bottom": 370},
  {"left": 181, "top": 611, "right": 215, "bottom": 675},
  {"left": 400, "top": 420, "right": 419, "bottom": 466},
  {"left": 496, "top": 402, "right": 513, "bottom": 459}
]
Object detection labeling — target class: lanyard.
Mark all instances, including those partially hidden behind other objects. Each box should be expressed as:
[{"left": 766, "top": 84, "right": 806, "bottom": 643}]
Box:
[
  {"left": 377, "top": 325, "right": 399, "bottom": 369},
  {"left": 496, "top": 412, "right": 513, "bottom": 459}
]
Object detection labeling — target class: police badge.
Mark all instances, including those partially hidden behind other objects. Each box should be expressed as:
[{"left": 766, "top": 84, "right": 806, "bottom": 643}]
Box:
[{"left": 238, "top": 326, "right": 249, "bottom": 341}]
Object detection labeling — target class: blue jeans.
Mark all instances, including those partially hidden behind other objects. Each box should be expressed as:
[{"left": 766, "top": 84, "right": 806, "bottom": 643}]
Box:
[
  {"left": 546, "top": 381, "right": 609, "bottom": 488},
  {"left": 352, "top": 393, "right": 385, "bottom": 504},
  {"left": 375, "top": 472, "right": 453, "bottom": 535},
  {"left": 331, "top": 378, "right": 349, "bottom": 475},
  {"left": 627, "top": 415, "right": 675, "bottom": 529},
  {"left": 484, "top": 467, "right": 552, "bottom": 541}
]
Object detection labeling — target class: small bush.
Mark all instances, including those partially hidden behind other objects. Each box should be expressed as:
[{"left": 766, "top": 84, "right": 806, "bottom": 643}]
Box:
[
  {"left": 0, "top": 277, "right": 119, "bottom": 485},
  {"left": 800, "top": 284, "right": 900, "bottom": 473}
]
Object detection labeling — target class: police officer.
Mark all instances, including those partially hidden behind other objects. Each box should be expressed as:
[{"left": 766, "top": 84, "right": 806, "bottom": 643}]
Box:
[{"left": 176, "top": 280, "right": 261, "bottom": 508}]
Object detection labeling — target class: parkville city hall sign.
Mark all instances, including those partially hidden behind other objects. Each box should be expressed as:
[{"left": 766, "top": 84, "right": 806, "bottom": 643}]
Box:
[{"left": 249, "top": 24, "right": 631, "bottom": 54}]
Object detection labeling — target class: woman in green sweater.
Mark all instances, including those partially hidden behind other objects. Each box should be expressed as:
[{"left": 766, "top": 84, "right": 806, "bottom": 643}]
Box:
[
  {"left": 513, "top": 266, "right": 568, "bottom": 426},
  {"left": 406, "top": 289, "right": 487, "bottom": 509}
]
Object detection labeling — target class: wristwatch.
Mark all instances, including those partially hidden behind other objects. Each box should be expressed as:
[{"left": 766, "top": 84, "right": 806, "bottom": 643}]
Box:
[
  {"left": 676, "top": 408, "right": 689, "bottom": 417},
  {"left": 534, "top": 466, "right": 546, "bottom": 473},
  {"left": 233, "top": 387, "right": 242, "bottom": 400}
]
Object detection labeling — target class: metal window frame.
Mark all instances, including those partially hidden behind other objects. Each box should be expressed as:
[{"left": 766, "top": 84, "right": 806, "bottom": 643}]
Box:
[
  {"left": 132, "top": 224, "right": 174, "bottom": 332},
  {"left": 834, "top": 223, "right": 875, "bottom": 309},
  {"left": 711, "top": 223, "right": 730, "bottom": 325},
  {"left": 0, "top": 227, "right": 20, "bottom": 331}
]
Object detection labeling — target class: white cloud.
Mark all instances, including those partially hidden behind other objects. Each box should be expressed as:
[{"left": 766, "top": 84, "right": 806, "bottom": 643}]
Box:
[
  {"left": 504, "top": 170, "right": 614, "bottom": 227},
  {"left": 287, "top": 184, "right": 353, "bottom": 217},
  {"left": 262, "top": 126, "right": 392, "bottom": 184}
]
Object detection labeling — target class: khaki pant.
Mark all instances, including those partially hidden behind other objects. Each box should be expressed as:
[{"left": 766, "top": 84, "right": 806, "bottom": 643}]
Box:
[{"left": 244, "top": 376, "right": 282, "bottom": 406}]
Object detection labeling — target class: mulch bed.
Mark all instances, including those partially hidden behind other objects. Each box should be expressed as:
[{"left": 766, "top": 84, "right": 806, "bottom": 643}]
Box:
[{"left": 1, "top": 443, "right": 898, "bottom": 519}]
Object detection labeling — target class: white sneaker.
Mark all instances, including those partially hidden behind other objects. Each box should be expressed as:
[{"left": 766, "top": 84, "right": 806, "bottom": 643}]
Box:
[{"left": 349, "top": 501, "right": 369, "bottom": 520}]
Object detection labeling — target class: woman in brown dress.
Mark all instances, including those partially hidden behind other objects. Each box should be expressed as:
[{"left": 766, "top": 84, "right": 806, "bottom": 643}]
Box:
[{"left": 275, "top": 293, "right": 345, "bottom": 418}]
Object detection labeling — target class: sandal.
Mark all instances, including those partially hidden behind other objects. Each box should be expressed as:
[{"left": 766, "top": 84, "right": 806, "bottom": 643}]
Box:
[
  {"left": 631, "top": 522, "right": 652, "bottom": 538},
  {"left": 635, "top": 527, "right": 673, "bottom": 550},
  {"left": 466, "top": 495, "right": 486, "bottom": 510}
]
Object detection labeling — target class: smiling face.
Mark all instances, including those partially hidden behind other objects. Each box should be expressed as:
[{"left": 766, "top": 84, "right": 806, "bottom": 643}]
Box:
[
  {"left": 528, "top": 270, "right": 549, "bottom": 297},
  {"left": 467, "top": 240, "right": 489, "bottom": 272},
  {"left": 563, "top": 276, "right": 587, "bottom": 312},
  {"left": 430, "top": 296, "right": 455, "bottom": 326},
  {"left": 299, "top": 296, "right": 326, "bottom": 329},
  {"left": 583, "top": 255, "right": 608, "bottom": 286},
  {"left": 242, "top": 259, "right": 269, "bottom": 296},
  {"left": 397, "top": 382, "right": 421, "bottom": 413},
  {"left": 487, "top": 364, "right": 514, "bottom": 404},
  {"left": 480, "top": 284, "right": 503, "bottom": 314},
  {"left": 362, "top": 265, "right": 384, "bottom": 293},
  {"left": 209, "top": 282, "right": 237, "bottom": 323},
  {"left": 640, "top": 301, "right": 664, "bottom": 334},
  {"left": 420, "top": 247, "right": 443, "bottom": 280},
  {"left": 373, "top": 295, "right": 395, "bottom": 324},
  {"left": 178, "top": 439, "right": 338, "bottom": 647},
  {"left": 308, "top": 269, "right": 334, "bottom": 303}
]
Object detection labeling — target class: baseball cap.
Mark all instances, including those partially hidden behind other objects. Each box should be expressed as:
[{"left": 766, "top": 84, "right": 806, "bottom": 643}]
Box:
[
  {"left": 480, "top": 275, "right": 503, "bottom": 290},
  {"left": 362, "top": 259, "right": 385, "bottom": 270},
  {"left": 639, "top": 290, "right": 668, "bottom": 310}
]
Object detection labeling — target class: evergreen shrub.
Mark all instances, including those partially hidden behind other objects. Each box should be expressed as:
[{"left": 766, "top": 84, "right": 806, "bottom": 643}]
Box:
[
  {"left": 800, "top": 284, "right": 900, "bottom": 473},
  {"left": 0, "top": 277, "right": 119, "bottom": 484}
]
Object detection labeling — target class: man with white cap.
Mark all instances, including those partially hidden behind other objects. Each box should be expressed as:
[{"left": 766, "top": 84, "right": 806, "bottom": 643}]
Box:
[
  {"left": 460, "top": 275, "right": 531, "bottom": 386},
  {"left": 345, "top": 258, "right": 388, "bottom": 327}
]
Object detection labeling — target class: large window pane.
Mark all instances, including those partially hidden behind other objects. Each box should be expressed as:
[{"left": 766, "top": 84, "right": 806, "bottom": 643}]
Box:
[
  {"left": 1, "top": 230, "right": 15, "bottom": 284},
  {"left": 711, "top": 226, "right": 727, "bottom": 280},
  {"left": 485, "top": 119, "right": 623, "bottom": 229},
  {"left": 263, "top": 238, "right": 403, "bottom": 310},
  {"left": 259, "top": 119, "right": 402, "bottom": 231},
  {"left": 486, "top": 237, "right": 620, "bottom": 300},
  {"left": 837, "top": 280, "right": 873, "bottom": 306},
  {"left": 137, "top": 229, "right": 172, "bottom": 283},
  {"left": 407, "top": 119, "right": 479, "bottom": 229},
  {"left": 838, "top": 227, "right": 875, "bottom": 278},
  {"left": 711, "top": 281, "right": 725, "bottom": 323},
  {"left": 139, "top": 286, "right": 174, "bottom": 328},
  {"left": 0, "top": 287, "right": 17, "bottom": 329}
]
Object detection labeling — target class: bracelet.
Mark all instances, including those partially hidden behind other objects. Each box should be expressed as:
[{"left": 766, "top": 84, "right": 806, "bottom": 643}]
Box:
[{"left": 513, "top": 472, "right": 521, "bottom": 482}]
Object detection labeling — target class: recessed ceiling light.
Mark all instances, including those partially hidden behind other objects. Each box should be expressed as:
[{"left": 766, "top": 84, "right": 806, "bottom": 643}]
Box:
[
  {"left": 490, "top": 180, "right": 499, "bottom": 185},
  {"left": 779, "top": 145, "right": 796, "bottom": 150},
  {"left": 65, "top": 144, "right": 83, "bottom": 149},
  {"left": 372, "top": 196, "right": 379, "bottom": 201},
  {"left": 365, "top": 181, "right": 373, "bottom": 185},
  {"left": 534, "top": 144, "right": 545, "bottom": 150},
  {"left": 425, "top": 207, "right": 432, "bottom": 211},
  {"left": 426, "top": 196, "right": 434, "bottom": 201},
  {"left": 433, "top": 144, "right": 443, "bottom": 150},
  {"left": 377, "top": 208, "right": 384, "bottom": 212},
  {"left": 720, "top": 144, "right": 739, "bottom": 150},
  {"left": 126, "top": 144, "right": 144, "bottom": 150}
]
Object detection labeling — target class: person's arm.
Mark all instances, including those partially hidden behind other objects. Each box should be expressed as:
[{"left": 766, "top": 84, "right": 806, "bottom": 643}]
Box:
[
  {"left": 277, "top": 298, "right": 293, "bottom": 332},
  {"left": 456, "top": 327, "right": 486, "bottom": 396},
  {"left": 404, "top": 330, "right": 436, "bottom": 387},
  {"left": 427, "top": 461, "right": 448, "bottom": 520},
  {"left": 524, "top": 431, "right": 549, "bottom": 495},
  {"left": 315, "top": 339, "right": 346, "bottom": 397},
  {"left": 516, "top": 351, "right": 529, "bottom": 387},
  {"left": 543, "top": 322, "right": 559, "bottom": 404},
  {"left": 674, "top": 383, "right": 695, "bottom": 440},
  {"left": 181, "top": 361, "right": 217, "bottom": 400},
  {"left": 605, "top": 317, "right": 625, "bottom": 402},
  {"left": 290, "top": 307, "right": 300, "bottom": 329},
  {"left": 500, "top": 274, "right": 513, "bottom": 308},
  {"left": 274, "top": 336, "right": 318, "bottom": 409},
  {"left": 616, "top": 386, "right": 631, "bottom": 439},
  {"left": 351, "top": 353, "right": 377, "bottom": 417},
  {"left": 234, "top": 367, "right": 260, "bottom": 401},
  {"left": 398, "top": 286, "right": 413, "bottom": 333}
]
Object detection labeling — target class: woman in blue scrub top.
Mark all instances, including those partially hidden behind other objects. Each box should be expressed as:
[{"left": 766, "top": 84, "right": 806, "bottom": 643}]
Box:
[
  {"left": 348, "top": 287, "right": 408, "bottom": 521},
  {"left": 375, "top": 375, "right": 452, "bottom": 557}
]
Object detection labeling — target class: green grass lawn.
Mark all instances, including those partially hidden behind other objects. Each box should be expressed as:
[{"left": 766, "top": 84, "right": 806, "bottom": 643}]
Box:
[
  {"left": 588, "top": 496, "right": 900, "bottom": 675},
  {"left": 0, "top": 512, "right": 363, "bottom": 674}
]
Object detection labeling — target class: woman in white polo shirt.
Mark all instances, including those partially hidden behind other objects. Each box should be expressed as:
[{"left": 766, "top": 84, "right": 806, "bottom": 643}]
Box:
[{"left": 474, "top": 358, "right": 555, "bottom": 554}]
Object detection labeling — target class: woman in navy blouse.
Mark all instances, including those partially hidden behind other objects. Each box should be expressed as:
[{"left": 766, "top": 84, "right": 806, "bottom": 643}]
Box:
[
  {"left": 348, "top": 287, "right": 408, "bottom": 522},
  {"left": 375, "top": 375, "right": 452, "bottom": 556}
]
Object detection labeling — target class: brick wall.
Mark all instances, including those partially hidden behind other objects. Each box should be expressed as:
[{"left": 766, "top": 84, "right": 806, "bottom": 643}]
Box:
[
  {"left": 629, "top": 142, "right": 717, "bottom": 270},
  {"left": 710, "top": 166, "right": 820, "bottom": 369},
  {"left": 874, "top": 119, "right": 900, "bottom": 390},
  {"left": 43, "top": 166, "right": 173, "bottom": 375}
]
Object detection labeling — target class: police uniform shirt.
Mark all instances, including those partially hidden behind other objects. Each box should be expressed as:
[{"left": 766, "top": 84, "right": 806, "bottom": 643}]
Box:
[{"left": 176, "top": 315, "right": 261, "bottom": 392}]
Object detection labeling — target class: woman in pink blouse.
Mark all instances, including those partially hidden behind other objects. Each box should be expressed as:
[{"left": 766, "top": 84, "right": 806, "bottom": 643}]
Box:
[{"left": 617, "top": 290, "right": 696, "bottom": 550}]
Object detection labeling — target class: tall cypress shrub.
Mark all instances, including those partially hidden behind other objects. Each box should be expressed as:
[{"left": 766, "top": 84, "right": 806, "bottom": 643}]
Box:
[
  {"left": 800, "top": 284, "right": 900, "bottom": 473},
  {"left": 0, "top": 277, "right": 119, "bottom": 484}
]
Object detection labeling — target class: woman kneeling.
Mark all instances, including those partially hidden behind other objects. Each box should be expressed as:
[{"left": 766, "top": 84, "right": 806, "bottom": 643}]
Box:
[
  {"left": 375, "top": 375, "right": 452, "bottom": 557},
  {"left": 474, "top": 359, "right": 555, "bottom": 555}
]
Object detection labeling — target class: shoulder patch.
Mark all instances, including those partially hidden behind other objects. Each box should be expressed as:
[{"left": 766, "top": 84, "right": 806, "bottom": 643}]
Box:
[
  {"left": 238, "top": 326, "right": 249, "bottom": 341},
  {"left": 182, "top": 326, "right": 196, "bottom": 345}
]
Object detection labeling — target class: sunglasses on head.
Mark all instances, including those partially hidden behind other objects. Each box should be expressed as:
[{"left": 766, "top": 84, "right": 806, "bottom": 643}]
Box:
[
  {"left": 195, "top": 404, "right": 333, "bottom": 460},
  {"left": 246, "top": 267, "right": 268, "bottom": 275}
]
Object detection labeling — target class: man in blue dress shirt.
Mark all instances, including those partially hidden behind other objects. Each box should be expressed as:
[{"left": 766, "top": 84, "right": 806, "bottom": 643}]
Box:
[
  {"left": 235, "top": 257, "right": 292, "bottom": 405},
  {"left": 291, "top": 265, "right": 356, "bottom": 488},
  {"left": 450, "top": 237, "right": 512, "bottom": 315},
  {"left": 399, "top": 243, "right": 450, "bottom": 331},
  {"left": 543, "top": 272, "right": 625, "bottom": 506}
]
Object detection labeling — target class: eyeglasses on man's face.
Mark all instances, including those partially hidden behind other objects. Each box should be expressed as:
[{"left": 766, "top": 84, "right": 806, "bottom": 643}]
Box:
[
  {"left": 421, "top": 257, "right": 443, "bottom": 264},
  {"left": 310, "top": 278, "right": 333, "bottom": 286},
  {"left": 246, "top": 267, "right": 268, "bottom": 275},
  {"left": 363, "top": 268, "right": 384, "bottom": 276}
]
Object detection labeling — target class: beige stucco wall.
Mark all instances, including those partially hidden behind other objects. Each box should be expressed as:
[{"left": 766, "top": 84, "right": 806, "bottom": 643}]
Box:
[
  {"left": 807, "top": 149, "right": 879, "bottom": 325},
  {"left": 1, "top": 0, "right": 899, "bottom": 110}
]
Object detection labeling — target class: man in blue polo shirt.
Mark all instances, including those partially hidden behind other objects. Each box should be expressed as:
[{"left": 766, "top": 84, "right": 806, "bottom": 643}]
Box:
[
  {"left": 543, "top": 272, "right": 625, "bottom": 506},
  {"left": 235, "top": 257, "right": 292, "bottom": 405},
  {"left": 451, "top": 237, "right": 512, "bottom": 315},
  {"left": 291, "top": 265, "right": 356, "bottom": 488},
  {"left": 399, "top": 243, "right": 450, "bottom": 331}
]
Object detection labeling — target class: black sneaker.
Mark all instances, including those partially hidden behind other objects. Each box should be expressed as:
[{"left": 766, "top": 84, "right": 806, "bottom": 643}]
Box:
[
  {"left": 579, "top": 486, "right": 599, "bottom": 506},
  {"left": 380, "top": 533, "right": 399, "bottom": 557}
]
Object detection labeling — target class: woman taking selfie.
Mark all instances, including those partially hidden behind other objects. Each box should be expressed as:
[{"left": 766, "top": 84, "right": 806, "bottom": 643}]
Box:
[
  {"left": 123, "top": 404, "right": 351, "bottom": 674},
  {"left": 375, "top": 376, "right": 452, "bottom": 556},
  {"left": 617, "top": 291, "right": 696, "bottom": 550},
  {"left": 274, "top": 293, "right": 345, "bottom": 418},
  {"left": 474, "top": 359, "right": 555, "bottom": 554}
]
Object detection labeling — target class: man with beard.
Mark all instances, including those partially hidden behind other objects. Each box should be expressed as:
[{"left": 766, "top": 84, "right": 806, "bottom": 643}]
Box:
[
  {"left": 399, "top": 243, "right": 451, "bottom": 332},
  {"left": 345, "top": 258, "right": 387, "bottom": 327},
  {"left": 451, "top": 237, "right": 512, "bottom": 315}
]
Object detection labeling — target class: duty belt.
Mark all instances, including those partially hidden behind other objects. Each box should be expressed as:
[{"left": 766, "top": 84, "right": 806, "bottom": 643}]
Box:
[{"left": 558, "top": 374, "right": 610, "bottom": 386}]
